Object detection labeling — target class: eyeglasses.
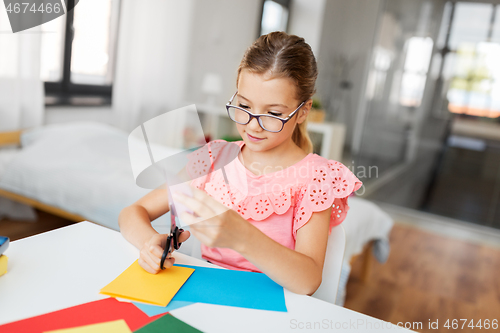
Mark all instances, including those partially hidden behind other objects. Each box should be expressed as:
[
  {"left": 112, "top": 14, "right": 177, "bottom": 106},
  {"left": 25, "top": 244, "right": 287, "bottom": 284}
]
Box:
[{"left": 225, "top": 91, "right": 305, "bottom": 133}]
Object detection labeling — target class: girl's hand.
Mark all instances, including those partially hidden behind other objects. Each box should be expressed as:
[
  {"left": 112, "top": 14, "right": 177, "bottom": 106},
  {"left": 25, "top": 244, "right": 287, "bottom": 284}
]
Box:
[
  {"left": 139, "top": 231, "right": 191, "bottom": 274},
  {"left": 174, "top": 186, "right": 250, "bottom": 252}
]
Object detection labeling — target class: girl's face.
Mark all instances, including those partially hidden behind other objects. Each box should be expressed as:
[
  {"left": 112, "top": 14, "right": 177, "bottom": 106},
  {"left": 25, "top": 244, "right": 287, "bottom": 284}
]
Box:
[{"left": 235, "top": 69, "right": 310, "bottom": 153}]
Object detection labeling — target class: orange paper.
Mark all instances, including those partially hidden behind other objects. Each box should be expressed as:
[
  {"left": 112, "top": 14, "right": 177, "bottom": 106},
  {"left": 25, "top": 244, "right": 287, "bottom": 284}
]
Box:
[{"left": 100, "top": 260, "right": 194, "bottom": 307}]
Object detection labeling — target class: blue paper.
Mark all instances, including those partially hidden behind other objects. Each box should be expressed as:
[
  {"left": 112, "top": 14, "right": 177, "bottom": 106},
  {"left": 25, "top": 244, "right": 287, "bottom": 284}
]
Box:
[
  {"left": 133, "top": 300, "right": 195, "bottom": 316},
  {"left": 171, "top": 264, "right": 287, "bottom": 312}
]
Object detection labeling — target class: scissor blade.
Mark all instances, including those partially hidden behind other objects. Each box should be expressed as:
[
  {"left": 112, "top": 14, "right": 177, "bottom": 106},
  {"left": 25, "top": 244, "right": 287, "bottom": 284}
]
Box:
[{"left": 165, "top": 184, "right": 177, "bottom": 233}]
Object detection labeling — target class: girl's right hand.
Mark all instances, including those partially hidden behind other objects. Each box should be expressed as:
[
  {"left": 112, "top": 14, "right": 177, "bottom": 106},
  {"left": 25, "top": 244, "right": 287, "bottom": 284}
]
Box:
[{"left": 138, "top": 231, "right": 191, "bottom": 274}]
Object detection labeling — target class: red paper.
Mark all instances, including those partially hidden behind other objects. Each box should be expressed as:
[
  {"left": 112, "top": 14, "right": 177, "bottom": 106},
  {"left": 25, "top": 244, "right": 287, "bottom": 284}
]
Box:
[{"left": 0, "top": 298, "right": 163, "bottom": 333}]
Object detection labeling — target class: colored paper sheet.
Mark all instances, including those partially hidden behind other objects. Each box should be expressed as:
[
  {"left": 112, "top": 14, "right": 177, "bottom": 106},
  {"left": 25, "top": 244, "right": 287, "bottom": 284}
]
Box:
[
  {"left": 100, "top": 260, "right": 195, "bottom": 306},
  {"left": 133, "top": 300, "right": 195, "bottom": 317},
  {"left": 45, "top": 319, "right": 131, "bottom": 333},
  {"left": 134, "top": 314, "right": 202, "bottom": 333},
  {"left": 172, "top": 264, "right": 287, "bottom": 312},
  {"left": 0, "top": 254, "right": 7, "bottom": 276},
  {"left": 0, "top": 298, "right": 163, "bottom": 333}
]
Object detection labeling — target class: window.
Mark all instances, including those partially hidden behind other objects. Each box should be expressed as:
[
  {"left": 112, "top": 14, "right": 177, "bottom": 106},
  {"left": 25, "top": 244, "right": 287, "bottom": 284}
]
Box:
[
  {"left": 443, "top": 2, "right": 500, "bottom": 118},
  {"left": 41, "top": 0, "right": 120, "bottom": 106},
  {"left": 259, "top": 0, "right": 290, "bottom": 36},
  {"left": 399, "top": 37, "right": 434, "bottom": 107}
]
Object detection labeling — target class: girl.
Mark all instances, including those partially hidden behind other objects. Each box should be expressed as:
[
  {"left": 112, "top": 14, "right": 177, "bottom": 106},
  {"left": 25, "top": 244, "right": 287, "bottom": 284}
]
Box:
[{"left": 119, "top": 31, "right": 362, "bottom": 296}]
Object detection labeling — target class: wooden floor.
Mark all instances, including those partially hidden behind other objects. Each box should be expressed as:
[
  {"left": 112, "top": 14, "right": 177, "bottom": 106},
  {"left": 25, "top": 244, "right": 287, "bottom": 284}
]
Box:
[
  {"left": 346, "top": 223, "right": 500, "bottom": 333},
  {"left": 0, "top": 210, "right": 74, "bottom": 241},
  {"left": 2, "top": 212, "right": 500, "bottom": 333}
]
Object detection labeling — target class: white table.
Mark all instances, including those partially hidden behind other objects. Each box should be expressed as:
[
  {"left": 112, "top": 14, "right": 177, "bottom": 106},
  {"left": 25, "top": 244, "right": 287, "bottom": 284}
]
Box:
[{"left": 0, "top": 222, "right": 408, "bottom": 332}]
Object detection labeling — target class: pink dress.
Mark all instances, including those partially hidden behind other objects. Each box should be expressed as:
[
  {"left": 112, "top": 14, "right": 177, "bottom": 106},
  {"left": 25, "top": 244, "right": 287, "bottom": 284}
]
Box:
[{"left": 185, "top": 140, "right": 362, "bottom": 272}]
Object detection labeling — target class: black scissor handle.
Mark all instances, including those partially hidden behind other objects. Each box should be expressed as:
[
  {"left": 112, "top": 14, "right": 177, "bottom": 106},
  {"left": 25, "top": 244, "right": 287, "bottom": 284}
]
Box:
[
  {"left": 160, "top": 227, "right": 184, "bottom": 270},
  {"left": 160, "top": 234, "right": 172, "bottom": 270},
  {"left": 173, "top": 227, "right": 184, "bottom": 250}
]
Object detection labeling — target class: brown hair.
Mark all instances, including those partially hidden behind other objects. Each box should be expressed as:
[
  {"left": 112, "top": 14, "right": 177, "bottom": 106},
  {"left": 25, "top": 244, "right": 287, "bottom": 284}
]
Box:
[{"left": 237, "top": 31, "right": 316, "bottom": 154}]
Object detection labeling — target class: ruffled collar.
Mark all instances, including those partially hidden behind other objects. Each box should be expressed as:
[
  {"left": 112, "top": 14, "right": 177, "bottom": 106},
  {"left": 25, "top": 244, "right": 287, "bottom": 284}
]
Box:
[{"left": 187, "top": 139, "right": 362, "bottom": 222}]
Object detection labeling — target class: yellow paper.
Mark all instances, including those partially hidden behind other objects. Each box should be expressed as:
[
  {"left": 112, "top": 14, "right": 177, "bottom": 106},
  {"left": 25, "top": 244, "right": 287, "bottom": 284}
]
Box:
[
  {"left": 44, "top": 319, "right": 131, "bottom": 333},
  {"left": 100, "top": 260, "right": 195, "bottom": 307},
  {"left": 0, "top": 255, "right": 7, "bottom": 277}
]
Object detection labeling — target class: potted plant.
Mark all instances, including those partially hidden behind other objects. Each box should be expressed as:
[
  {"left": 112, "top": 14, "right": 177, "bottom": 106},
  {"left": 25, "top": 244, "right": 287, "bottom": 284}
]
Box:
[{"left": 308, "top": 97, "right": 325, "bottom": 123}]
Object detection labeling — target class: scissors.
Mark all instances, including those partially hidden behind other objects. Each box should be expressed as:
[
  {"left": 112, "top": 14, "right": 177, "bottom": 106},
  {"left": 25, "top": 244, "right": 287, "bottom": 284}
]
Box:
[{"left": 160, "top": 183, "right": 184, "bottom": 270}]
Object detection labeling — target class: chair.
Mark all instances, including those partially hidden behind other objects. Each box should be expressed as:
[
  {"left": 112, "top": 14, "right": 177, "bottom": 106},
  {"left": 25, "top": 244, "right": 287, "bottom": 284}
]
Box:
[{"left": 311, "top": 224, "right": 346, "bottom": 304}]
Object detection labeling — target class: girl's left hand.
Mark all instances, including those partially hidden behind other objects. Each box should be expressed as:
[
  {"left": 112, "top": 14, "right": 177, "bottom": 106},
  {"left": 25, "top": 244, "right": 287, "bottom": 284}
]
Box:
[{"left": 173, "top": 186, "right": 250, "bottom": 252}]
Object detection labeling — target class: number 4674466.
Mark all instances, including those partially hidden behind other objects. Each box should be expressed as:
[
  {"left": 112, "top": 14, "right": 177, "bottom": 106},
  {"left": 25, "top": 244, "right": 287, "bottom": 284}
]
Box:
[
  {"left": 6, "top": 2, "right": 62, "bottom": 14},
  {"left": 444, "top": 319, "right": 498, "bottom": 330}
]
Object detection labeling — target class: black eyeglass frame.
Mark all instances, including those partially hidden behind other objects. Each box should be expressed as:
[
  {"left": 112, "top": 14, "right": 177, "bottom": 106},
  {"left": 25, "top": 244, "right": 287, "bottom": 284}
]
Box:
[{"left": 225, "top": 91, "right": 306, "bottom": 133}]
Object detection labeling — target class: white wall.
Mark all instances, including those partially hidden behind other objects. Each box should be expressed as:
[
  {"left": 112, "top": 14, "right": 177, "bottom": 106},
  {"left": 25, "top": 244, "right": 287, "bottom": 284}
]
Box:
[
  {"left": 183, "top": 0, "right": 262, "bottom": 107},
  {"left": 288, "top": 0, "right": 326, "bottom": 56},
  {"left": 315, "top": 0, "right": 383, "bottom": 149}
]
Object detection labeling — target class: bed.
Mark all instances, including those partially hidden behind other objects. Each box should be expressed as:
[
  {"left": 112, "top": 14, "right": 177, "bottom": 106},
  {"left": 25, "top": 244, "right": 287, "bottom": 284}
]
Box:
[{"left": 0, "top": 122, "right": 393, "bottom": 305}]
